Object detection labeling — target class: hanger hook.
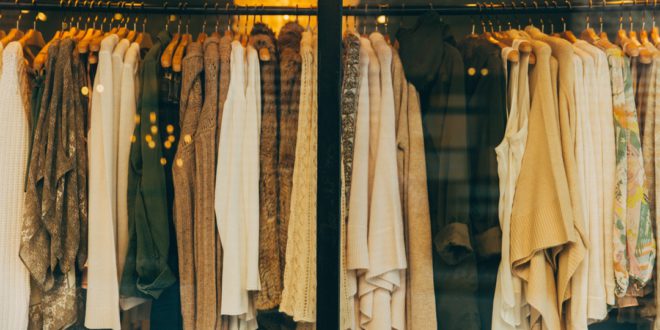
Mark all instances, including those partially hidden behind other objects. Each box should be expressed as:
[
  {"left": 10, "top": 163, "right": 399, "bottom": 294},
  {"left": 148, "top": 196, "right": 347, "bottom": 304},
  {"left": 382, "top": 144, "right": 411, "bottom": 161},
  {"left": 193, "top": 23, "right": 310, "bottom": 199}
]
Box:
[{"left": 226, "top": 3, "right": 231, "bottom": 32}]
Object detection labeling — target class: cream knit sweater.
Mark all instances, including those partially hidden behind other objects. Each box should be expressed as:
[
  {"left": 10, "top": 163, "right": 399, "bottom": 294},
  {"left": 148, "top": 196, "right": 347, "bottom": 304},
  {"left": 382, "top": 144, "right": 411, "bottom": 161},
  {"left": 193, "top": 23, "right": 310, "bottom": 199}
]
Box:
[
  {"left": 0, "top": 42, "right": 30, "bottom": 330},
  {"left": 281, "top": 29, "right": 318, "bottom": 324}
]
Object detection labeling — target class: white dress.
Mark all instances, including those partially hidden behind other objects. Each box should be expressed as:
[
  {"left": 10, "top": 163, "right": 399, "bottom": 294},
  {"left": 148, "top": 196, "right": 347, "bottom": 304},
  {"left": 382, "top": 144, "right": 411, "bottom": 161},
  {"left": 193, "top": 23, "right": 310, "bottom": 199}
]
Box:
[
  {"left": 0, "top": 41, "right": 30, "bottom": 330},
  {"left": 86, "top": 34, "right": 121, "bottom": 330},
  {"left": 492, "top": 40, "right": 531, "bottom": 330},
  {"left": 215, "top": 41, "right": 258, "bottom": 330}
]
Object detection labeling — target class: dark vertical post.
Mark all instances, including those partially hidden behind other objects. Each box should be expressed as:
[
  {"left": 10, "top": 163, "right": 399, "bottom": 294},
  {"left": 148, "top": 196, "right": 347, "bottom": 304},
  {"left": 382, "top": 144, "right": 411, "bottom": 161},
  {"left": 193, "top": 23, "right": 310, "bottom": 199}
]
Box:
[{"left": 316, "top": 0, "right": 342, "bottom": 329}]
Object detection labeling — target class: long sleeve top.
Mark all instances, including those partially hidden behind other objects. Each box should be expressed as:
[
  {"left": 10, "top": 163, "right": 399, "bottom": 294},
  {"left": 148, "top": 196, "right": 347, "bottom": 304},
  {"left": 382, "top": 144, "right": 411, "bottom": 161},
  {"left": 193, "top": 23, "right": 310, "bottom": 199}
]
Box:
[
  {"left": 86, "top": 34, "right": 121, "bottom": 330},
  {"left": 215, "top": 41, "right": 258, "bottom": 330},
  {"left": 280, "top": 29, "right": 318, "bottom": 323},
  {"left": 0, "top": 42, "right": 31, "bottom": 330},
  {"left": 121, "top": 30, "right": 177, "bottom": 301}
]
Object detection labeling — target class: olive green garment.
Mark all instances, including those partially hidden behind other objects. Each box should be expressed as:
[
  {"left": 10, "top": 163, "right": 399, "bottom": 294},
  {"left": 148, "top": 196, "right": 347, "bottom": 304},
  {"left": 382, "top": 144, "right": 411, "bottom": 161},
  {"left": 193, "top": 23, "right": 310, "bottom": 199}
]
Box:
[{"left": 121, "top": 30, "right": 176, "bottom": 299}]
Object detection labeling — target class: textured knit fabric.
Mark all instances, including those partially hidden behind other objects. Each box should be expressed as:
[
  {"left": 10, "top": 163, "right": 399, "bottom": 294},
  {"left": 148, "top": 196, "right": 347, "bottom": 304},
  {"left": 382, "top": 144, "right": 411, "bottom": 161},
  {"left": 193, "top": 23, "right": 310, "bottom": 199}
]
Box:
[
  {"left": 122, "top": 28, "right": 177, "bottom": 301},
  {"left": 392, "top": 46, "right": 437, "bottom": 330},
  {"left": 492, "top": 41, "right": 531, "bottom": 330},
  {"left": 397, "top": 12, "right": 480, "bottom": 329},
  {"left": 278, "top": 22, "right": 304, "bottom": 275},
  {"left": 340, "top": 33, "right": 362, "bottom": 330},
  {"left": 116, "top": 42, "right": 145, "bottom": 311},
  {"left": 0, "top": 42, "right": 30, "bottom": 330},
  {"left": 193, "top": 37, "right": 221, "bottom": 330},
  {"left": 280, "top": 29, "right": 317, "bottom": 323},
  {"left": 509, "top": 39, "right": 567, "bottom": 330},
  {"left": 172, "top": 40, "right": 203, "bottom": 330},
  {"left": 215, "top": 41, "right": 259, "bottom": 330},
  {"left": 86, "top": 34, "right": 121, "bottom": 330},
  {"left": 251, "top": 23, "right": 283, "bottom": 311},
  {"left": 525, "top": 28, "right": 588, "bottom": 330},
  {"left": 358, "top": 32, "right": 407, "bottom": 330}
]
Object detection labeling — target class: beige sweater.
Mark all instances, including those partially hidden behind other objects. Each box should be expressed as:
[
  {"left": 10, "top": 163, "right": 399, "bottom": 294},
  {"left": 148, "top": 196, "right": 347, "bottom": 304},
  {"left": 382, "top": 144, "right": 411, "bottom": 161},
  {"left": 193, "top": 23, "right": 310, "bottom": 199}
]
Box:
[
  {"left": 391, "top": 49, "right": 437, "bottom": 330},
  {"left": 509, "top": 39, "right": 569, "bottom": 330}
]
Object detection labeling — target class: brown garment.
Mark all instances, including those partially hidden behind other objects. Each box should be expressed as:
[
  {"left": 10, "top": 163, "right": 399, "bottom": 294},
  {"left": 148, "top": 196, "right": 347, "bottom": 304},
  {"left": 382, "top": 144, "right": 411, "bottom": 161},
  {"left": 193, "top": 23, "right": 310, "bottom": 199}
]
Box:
[
  {"left": 277, "top": 22, "right": 304, "bottom": 274},
  {"left": 251, "top": 22, "right": 283, "bottom": 310},
  {"left": 173, "top": 42, "right": 204, "bottom": 330},
  {"left": 193, "top": 37, "right": 220, "bottom": 330},
  {"left": 21, "top": 38, "right": 88, "bottom": 330},
  {"left": 392, "top": 49, "right": 438, "bottom": 330}
]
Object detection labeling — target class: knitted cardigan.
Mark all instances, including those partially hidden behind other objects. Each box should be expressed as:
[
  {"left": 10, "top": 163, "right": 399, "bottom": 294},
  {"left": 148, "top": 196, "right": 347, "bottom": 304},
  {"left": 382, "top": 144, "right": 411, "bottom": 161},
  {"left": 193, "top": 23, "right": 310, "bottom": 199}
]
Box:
[
  {"left": 277, "top": 22, "right": 304, "bottom": 275},
  {"left": 280, "top": 29, "right": 318, "bottom": 324},
  {"left": 251, "top": 22, "right": 283, "bottom": 310},
  {"left": 0, "top": 42, "right": 31, "bottom": 330},
  {"left": 173, "top": 42, "right": 204, "bottom": 330}
]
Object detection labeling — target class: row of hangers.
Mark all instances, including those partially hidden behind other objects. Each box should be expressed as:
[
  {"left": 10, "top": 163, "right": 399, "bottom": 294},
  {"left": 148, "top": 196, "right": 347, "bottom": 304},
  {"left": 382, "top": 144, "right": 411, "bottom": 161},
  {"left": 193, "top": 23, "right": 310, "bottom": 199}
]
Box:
[
  {"left": 0, "top": 1, "right": 319, "bottom": 74},
  {"left": 469, "top": 0, "right": 660, "bottom": 64}
]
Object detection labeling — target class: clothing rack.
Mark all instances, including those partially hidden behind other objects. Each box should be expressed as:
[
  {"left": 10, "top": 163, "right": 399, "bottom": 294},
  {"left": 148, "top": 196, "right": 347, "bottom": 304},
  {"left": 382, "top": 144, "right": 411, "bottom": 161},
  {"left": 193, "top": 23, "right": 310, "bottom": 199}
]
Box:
[
  {"left": 0, "top": 1, "right": 655, "bottom": 330},
  {"left": 0, "top": 1, "right": 654, "bottom": 16}
]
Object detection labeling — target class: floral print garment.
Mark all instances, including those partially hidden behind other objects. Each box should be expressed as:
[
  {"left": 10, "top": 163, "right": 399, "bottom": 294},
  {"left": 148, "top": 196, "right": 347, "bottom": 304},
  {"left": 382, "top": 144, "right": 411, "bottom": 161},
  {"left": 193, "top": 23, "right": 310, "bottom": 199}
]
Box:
[{"left": 610, "top": 49, "right": 656, "bottom": 298}]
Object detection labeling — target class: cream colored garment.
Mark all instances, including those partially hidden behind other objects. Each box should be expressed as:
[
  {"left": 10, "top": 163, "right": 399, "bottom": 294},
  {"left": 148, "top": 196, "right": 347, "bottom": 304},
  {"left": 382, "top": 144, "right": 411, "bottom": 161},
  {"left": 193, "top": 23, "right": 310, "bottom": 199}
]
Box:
[
  {"left": 281, "top": 30, "right": 318, "bottom": 323},
  {"left": 344, "top": 36, "right": 371, "bottom": 330},
  {"left": 111, "top": 38, "right": 129, "bottom": 238},
  {"left": 570, "top": 50, "right": 593, "bottom": 330},
  {"left": 116, "top": 42, "right": 148, "bottom": 311},
  {"left": 492, "top": 42, "right": 531, "bottom": 330},
  {"left": 86, "top": 34, "right": 121, "bottom": 330},
  {"left": 358, "top": 32, "right": 407, "bottom": 330},
  {"left": 574, "top": 42, "right": 608, "bottom": 323},
  {"left": 576, "top": 41, "right": 616, "bottom": 306},
  {"left": 215, "top": 41, "right": 258, "bottom": 330},
  {"left": 0, "top": 42, "right": 30, "bottom": 330}
]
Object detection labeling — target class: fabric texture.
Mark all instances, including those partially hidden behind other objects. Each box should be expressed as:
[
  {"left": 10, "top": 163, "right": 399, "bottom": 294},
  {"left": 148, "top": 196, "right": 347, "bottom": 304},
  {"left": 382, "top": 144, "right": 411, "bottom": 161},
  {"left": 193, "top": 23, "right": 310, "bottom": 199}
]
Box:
[
  {"left": 392, "top": 45, "right": 437, "bottom": 330},
  {"left": 0, "top": 42, "right": 31, "bottom": 330},
  {"left": 280, "top": 29, "right": 317, "bottom": 324},
  {"left": 277, "top": 22, "right": 304, "bottom": 276},
  {"left": 252, "top": 23, "right": 284, "bottom": 311}
]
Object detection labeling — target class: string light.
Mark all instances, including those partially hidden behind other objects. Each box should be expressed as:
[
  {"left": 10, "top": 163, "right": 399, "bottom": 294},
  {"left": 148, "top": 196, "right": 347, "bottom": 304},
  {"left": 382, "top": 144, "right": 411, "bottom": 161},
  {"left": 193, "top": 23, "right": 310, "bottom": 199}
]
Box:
[{"left": 377, "top": 15, "right": 386, "bottom": 24}]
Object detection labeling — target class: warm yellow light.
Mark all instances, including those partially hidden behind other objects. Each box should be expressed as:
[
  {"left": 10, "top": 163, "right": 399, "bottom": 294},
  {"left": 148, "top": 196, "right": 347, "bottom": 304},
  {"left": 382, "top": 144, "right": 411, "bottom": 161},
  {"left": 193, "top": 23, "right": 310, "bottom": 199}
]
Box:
[
  {"left": 80, "top": 86, "right": 89, "bottom": 96},
  {"left": 377, "top": 15, "right": 386, "bottom": 24},
  {"left": 36, "top": 12, "right": 47, "bottom": 22},
  {"left": 283, "top": 14, "right": 290, "bottom": 21},
  {"left": 20, "top": 9, "right": 29, "bottom": 14},
  {"left": 114, "top": 13, "right": 123, "bottom": 21}
]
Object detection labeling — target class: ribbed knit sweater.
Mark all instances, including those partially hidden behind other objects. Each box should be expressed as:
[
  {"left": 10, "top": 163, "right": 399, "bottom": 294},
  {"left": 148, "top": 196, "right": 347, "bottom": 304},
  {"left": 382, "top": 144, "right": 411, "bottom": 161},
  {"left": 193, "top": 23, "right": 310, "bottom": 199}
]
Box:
[{"left": 0, "top": 41, "right": 30, "bottom": 330}]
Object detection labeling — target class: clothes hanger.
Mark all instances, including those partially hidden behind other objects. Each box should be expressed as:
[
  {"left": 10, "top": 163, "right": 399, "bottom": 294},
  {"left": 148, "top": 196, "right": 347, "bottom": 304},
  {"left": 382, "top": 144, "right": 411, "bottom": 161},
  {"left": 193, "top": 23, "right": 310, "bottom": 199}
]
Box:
[
  {"left": 78, "top": 11, "right": 100, "bottom": 53},
  {"left": 616, "top": 5, "right": 641, "bottom": 57},
  {"left": 34, "top": 1, "right": 69, "bottom": 70},
  {"left": 89, "top": 1, "right": 116, "bottom": 52},
  {"left": 255, "top": 7, "right": 271, "bottom": 61},
  {"left": 137, "top": 12, "right": 153, "bottom": 50},
  {"left": 559, "top": 2, "right": 578, "bottom": 43},
  {"left": 172, "top": 6, "right": 191, "bottom": 73},
  {"left": 581, "top": 1, "right": 601, "bottom": 43},
  {"left": 224, "top": 3, "right": 232, "bottom": 38},
  {"left": 1, "top": 9, "right": 25, "bottom": 47},
  {"left": 197, "top": 2, "right": 208, "bottom": 43},
  {"left": 161, "top": 3, "right": 183, "bottom": 69},
  {"left": 627, "top": 2, "right": 653, "bottom": 62},
  {"left": 19, "top": 11, "right": 46, "bottom": 65},
  {"left": 240, "top": 5, "right": 250, "bottom": 47},
  {"left": 211, "top": 2, "right": 221, "bottom": 38},
  {"left": 125, "top": 4, "right": 138, "bottom": 42},
  {"left": 478, "top": 3, "right": 519, "bottom": 62}
]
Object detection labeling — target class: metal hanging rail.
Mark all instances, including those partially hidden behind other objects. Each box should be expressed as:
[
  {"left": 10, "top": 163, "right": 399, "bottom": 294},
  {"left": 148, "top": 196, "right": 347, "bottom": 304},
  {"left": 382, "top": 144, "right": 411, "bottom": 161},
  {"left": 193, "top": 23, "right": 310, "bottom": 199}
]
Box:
[
  {"left": 0, "top": 0, "right": 654, "bottom": 16},
  {"left": 0, "top": 1, "right": 318, "bottom": 15}
]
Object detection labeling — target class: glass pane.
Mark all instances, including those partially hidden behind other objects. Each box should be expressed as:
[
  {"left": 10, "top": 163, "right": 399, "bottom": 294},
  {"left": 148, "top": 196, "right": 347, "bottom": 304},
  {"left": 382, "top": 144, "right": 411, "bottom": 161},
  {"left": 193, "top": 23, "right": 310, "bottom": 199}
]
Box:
[{"left": 340, "top": 1, "right": 658, "bottom": 329}]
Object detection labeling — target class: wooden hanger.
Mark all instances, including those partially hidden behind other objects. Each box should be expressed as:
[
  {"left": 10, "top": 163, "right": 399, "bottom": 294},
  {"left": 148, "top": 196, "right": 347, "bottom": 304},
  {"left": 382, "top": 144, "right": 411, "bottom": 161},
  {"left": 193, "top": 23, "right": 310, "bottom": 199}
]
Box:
[
  {"left": 616, "top": 14, "right": 641, "bottom": 57},
  {"left": 482, "top": 29, "right": 519, "bottom": 62},
  {"left": 136, "top": 13, "right": 153, "bottom": 51},
  {"left": 172, "top": 34, "right": 190, "bottom": 73},
  {"left": 628, "top": 18, "right": 653, "bottom": 63},
  {"left": 18, "top": 19, "right": 46, "bottom": 65},
  {"left": 2, "top": 13, "right": 25, "bottom": 48},
  {"left": 499, "top": 31, "right": 536, "bottom": 64}
]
